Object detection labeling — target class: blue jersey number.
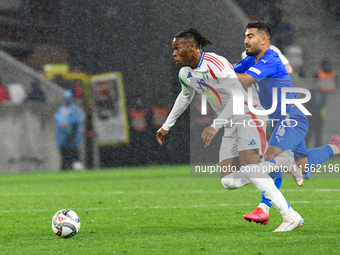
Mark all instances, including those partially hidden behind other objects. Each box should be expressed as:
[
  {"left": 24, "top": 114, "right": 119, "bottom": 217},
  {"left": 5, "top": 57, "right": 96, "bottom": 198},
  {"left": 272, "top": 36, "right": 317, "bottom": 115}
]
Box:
[{"left": 275, "top": 125, "right": 285, "bottom": 143}]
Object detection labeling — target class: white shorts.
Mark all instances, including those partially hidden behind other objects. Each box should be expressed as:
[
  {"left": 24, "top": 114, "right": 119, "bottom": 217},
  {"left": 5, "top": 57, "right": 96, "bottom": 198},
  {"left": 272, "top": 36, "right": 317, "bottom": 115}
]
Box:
[{"left": 219, "top": 114, "right": 267, "bottom": 163}]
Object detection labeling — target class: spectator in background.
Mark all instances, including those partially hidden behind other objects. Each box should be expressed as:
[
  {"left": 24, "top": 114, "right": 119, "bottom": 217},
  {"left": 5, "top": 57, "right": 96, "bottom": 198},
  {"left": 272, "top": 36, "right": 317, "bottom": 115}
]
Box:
[
  {"left": 316, "top": 59, "right": 338, "bottom": 93},
  {"left": 305, "top": 59, "right": 338, "bottom": 148},
  {"left": 262, "top": 1, "right": 283, "bottom": 29},
  {"left": 0, "top": 75, "right": 9, "bottom": 103},
  {"left": 74, "top": 82, "right": 83, "bottom": 99},
  {"left": 329, "top": 0, "right": 340, "bottom": 20},
  {"left": 129, "top": 96, "right": 149, "bottom": 165},
  {"left": 95, "top": 80, "right": 117, "bottom": 119},
  {"left": 55, "top": 90, "right": 84, "bottom": 170},
  {"left": 245, "top": 0, "right": 268, "bottom": 21},
  {"left": 305, "top": 85, "right": 327, "bottom": 148},
  {"left": 26, "top": 79, "right": 46, "bottom": 102},
  {"left": 272, "top": 13, "right": 295, "bottom": 51},
  {"left": 152, "top": 97, "right": 170, "bottom": 129},
  {"left": 151, "top": 97, "right": 170, "bottom": 164}
]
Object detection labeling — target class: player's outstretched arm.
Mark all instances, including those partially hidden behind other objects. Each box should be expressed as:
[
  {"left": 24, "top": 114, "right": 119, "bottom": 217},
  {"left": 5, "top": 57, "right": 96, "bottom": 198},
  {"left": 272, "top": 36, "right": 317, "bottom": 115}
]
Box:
[
  {"left": 236, "top": 73, "right": 256, "bottom": 87},
  {"left": 156, "top": 128, "right": 169, "bottom": 145}
]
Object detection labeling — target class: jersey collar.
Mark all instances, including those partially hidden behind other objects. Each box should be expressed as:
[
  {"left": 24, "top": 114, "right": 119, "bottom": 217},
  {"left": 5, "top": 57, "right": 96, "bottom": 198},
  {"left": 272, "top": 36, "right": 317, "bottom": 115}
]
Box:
[{"left": 196, "top": 52, "right": 205, "bottom": 69}]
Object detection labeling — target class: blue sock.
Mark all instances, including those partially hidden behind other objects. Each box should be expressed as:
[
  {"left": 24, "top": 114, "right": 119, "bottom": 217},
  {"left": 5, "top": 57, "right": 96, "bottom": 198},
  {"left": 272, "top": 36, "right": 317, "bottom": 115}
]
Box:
[
  {"left": 305, "top": 145, "right": 333, "bottom": 179},
  {"left": 260, "top": 169, "right": 282, "bottom": 208}
]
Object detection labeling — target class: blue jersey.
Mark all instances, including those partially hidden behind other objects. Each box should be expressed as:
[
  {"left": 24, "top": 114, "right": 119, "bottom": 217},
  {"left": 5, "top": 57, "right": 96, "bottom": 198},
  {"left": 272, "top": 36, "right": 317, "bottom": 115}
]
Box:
[{"left": 234, "top": 49, "right": 297, "bottom": 120}]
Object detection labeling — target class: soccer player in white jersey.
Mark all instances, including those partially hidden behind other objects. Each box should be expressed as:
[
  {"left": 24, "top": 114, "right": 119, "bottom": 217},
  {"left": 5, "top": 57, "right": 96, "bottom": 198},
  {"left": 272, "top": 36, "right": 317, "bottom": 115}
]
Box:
[{"left": 156, "top": 28, "right": 304, "bottom": 232}]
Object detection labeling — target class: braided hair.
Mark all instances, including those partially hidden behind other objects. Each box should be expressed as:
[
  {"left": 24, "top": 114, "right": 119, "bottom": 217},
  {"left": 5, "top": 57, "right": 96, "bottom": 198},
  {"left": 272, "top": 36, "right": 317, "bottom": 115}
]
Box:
[{"left": 175, "top": 28, "right": 212, "bottom": 49}]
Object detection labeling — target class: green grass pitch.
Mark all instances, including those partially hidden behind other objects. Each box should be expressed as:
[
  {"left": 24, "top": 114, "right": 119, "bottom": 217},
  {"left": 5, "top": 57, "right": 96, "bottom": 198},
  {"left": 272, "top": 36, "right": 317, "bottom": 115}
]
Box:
[{"left": 1, "top": 159, "right": 340, "bottom": 254}]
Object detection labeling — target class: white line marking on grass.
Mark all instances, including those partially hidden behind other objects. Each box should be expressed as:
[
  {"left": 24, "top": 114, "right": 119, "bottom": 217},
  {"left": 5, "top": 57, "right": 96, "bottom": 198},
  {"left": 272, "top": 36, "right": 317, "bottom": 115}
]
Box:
[
  {"left": 280, "top": 189, "right": 340, "bottom": 192},
  {"left": 0, "top": 208, "right": 50, "bottom": 213},
  {"left": 1, "top": 200, "right": 339, "bottom": 213},
  {"left": 2, "top": 188, "right": 340, "bottom": 196}
]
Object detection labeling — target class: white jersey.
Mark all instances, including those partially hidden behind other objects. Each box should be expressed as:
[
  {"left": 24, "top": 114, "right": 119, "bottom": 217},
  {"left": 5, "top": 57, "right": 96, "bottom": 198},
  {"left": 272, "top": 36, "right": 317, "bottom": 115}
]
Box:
[
  {"left": 162, "top": 52, "right": 249, "bottom": 131},
  {"left": 270, "top": 45, "right": 289, "bottom": 65}
]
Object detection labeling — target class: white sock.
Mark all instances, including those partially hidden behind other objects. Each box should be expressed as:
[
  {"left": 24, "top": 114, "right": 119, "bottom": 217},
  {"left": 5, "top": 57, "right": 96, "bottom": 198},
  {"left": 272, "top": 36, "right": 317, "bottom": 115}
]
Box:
[
  {"left": 271, "top": 152, "right": 290, "bottom": 167},
  {"left": 258, "top": 203, "right": 270, "bottom": 214},
  {"left": 253, "top": 151, "right": 295, "bottom": 175},
  {"left": 282, "top": 207, "right": 297, "bottom": 220},
  {"left": 243, "top": 168, "right": 296, "bottom": 219},
  {"left": 329, "top": 144, "right": 340, "bottom": 156},
  {"left": 257, "top": 162, "right": 280, "bottom": 174}
]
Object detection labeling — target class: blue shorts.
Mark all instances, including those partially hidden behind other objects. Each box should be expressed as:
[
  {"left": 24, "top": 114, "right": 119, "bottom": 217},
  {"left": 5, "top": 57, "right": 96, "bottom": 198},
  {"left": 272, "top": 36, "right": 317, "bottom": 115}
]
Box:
[{"left": 269, "top": 107, "right": 309, "bottom": 158}]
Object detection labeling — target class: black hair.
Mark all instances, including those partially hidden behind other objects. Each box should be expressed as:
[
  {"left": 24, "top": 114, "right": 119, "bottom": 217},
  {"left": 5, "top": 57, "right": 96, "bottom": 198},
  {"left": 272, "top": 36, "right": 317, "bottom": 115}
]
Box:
[
  {"left": 246, "top": 21, "right": 272, "bottom": 39},
  {"left": 175, "top": 28, "right": 212, "bottom": 49}
]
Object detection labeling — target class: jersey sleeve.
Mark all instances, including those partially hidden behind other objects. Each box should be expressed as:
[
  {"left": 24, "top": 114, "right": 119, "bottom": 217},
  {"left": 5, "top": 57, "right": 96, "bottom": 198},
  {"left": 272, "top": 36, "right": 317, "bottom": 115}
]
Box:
[
  {"left": 245, "top": 55, "right": 277, "bottom": 82},
  {"left": 270, "top": 45, "right": 289, "bottom": 65},
  {"left": 161, "top": 68, "right": 195, "bottom": 130},
  {"left": 234, "top": 59, "right": 247, "bottom": 74},
  {"left": 277, "top": 50, "right": 289, "bottom": 65}
]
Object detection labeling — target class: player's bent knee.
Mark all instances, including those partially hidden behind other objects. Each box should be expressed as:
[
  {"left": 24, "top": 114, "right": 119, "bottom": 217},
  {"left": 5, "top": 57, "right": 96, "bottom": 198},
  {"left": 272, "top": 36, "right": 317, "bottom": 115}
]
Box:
[
  {"left": 221, "top": 171, "right": 251, "bottom": 190},
  {"left": 221, "top": 175, "right": 238, "bottom": 190}
]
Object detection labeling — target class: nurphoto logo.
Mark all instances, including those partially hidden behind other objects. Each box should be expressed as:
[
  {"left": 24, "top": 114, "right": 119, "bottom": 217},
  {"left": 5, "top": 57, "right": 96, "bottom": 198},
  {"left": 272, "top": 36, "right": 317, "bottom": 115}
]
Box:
[{"left": 200, "top": 86, "right": 311, "bottom": 116}]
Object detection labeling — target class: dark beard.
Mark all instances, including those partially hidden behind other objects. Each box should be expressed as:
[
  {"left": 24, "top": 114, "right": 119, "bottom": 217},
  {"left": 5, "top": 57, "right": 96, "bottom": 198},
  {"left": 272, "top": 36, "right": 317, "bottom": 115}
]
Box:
[{"left": 246, "top": 48, "right": 261, "bottom": 57}]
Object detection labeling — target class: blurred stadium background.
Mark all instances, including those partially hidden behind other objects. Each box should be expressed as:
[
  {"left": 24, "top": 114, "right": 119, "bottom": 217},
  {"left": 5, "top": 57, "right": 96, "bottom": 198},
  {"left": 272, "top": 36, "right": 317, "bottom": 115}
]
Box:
[{"left": 0, "top": 0, "right": 338, "bottom": 173}]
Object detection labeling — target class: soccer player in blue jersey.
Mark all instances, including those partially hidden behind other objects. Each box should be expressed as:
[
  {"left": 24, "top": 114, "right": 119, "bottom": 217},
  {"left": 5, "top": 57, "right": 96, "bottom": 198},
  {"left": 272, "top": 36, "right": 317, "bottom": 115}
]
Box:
[{"left": 234, "top": 20, "right": 340, "bottom": 225}]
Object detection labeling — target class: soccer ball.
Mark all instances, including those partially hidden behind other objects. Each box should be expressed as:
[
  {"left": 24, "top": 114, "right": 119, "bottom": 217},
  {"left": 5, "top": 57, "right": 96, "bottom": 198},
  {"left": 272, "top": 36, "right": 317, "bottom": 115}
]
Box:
[{"left": 51, "top": 209, "right": 81, "bottom": 238}]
